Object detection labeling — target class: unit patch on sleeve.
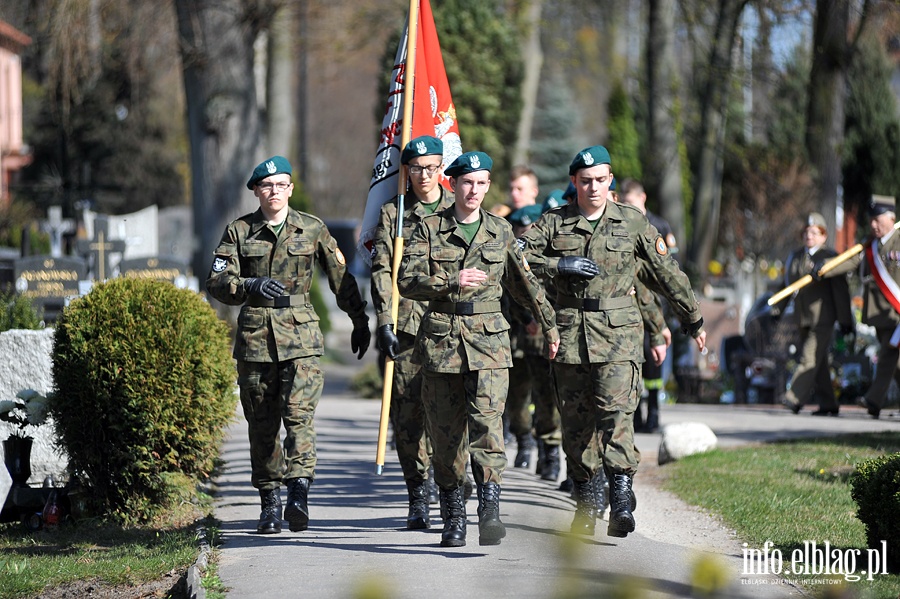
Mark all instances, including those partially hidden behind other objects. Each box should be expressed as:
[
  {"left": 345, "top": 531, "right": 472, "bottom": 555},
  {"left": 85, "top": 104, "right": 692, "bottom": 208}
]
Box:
[
  {"left": 212, "top": 257, "right": 228, "bottom": 273},
  {"left": 655, "top": 236, "right": 668, "bottom": 256},
  {"left": 335, "top": 248, "right": 346, "bottom": 265}
]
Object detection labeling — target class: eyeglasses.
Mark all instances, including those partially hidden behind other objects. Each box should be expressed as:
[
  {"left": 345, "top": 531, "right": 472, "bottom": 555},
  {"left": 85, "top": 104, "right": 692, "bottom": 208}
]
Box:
[
  {"left": 408, "top": 165, "right": 442, "bottom": 176},
  {"left": 258, "top": 182, "right": 292, "bottom": 192}
]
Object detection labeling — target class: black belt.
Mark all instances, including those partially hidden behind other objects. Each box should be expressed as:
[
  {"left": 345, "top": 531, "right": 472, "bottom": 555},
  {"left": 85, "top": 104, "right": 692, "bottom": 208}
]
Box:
[
  {"left": 428, "top": 300, "right": 501, "bottom": 315},
  {"left": 246, "top": 294, "right": 310, "bottom": 308},
  {"left": 555, "top": 294, "right": 633, "bottom": 311}
]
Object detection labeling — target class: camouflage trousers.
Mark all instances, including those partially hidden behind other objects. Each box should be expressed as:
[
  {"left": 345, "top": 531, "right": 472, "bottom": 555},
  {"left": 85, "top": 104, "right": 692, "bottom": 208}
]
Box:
[
  {"left": 553, "top": 360, "right": 642, "bottom": 480},
  {"left": 422, "top": 368, "right": 508, "bottom": 489},
  {"left": 237, "top": 356, "right": 323, "bottom": 491},
  {"left": 506, "top": 355, "right": 562, "bottom": 445},
  {"left": 385, "top": 332, "right": 432, "bottom": 484}
]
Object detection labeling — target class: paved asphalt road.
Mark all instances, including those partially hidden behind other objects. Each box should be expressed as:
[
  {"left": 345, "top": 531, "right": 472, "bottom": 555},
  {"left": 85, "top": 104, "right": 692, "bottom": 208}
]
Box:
[{"left": 213, "top": 316, "right": 900, "bottom": 599}]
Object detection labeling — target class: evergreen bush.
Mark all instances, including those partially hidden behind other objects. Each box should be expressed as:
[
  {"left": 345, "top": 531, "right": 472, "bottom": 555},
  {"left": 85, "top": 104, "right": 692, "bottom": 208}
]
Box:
[
  {"left": 849, "top": 452, "right": 900, "bottom": 572},
  {"left": 0, "top": 292, "right": 43, "bottom": 331},
  {"left": 50, "top": 278, "right": 237, "bottom": 523}
]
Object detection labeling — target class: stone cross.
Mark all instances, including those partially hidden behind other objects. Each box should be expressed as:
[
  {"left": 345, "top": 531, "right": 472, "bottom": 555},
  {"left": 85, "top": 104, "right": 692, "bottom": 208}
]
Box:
[
  {"left": 40, "top": 206, "right": 74, "bottom": 258},
  {"left": 76, "top": 217, "right": 126, "bottom": 281}
]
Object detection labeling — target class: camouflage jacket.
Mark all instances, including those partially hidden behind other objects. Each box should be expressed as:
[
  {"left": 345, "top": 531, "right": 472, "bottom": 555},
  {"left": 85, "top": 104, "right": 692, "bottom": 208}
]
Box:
[
  {"left": 398, "top": 207, "right": 559, "bottom": 373},
  {"left": 635, "top": 278, "right": 668, "bottom": 347},
  {"left": 206, "top": 208, "right": 368, "bottom": 362},
  {"left": 370, "top": 188, "right": 454, "bottom": 336},
  {"left": 521, "top": 201, "right": 700, "bottom": 364}
]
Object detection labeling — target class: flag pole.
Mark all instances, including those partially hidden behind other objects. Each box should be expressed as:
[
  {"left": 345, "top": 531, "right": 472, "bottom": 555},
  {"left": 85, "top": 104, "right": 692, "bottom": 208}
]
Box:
[{"left": 376, "top": 0, "right": 419, "bottom": 475}]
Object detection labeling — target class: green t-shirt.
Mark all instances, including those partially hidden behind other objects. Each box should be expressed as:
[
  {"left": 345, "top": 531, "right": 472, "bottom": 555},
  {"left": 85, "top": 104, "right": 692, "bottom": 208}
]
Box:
[
  {"left": 272, "top": 220, "right": 286, "bottom": 236},
  {"left": 420, "top": 200, "right": 441, "bottom": 215},
  {"left": 456, "top": 218, "right": 481, "bottom": 245}
]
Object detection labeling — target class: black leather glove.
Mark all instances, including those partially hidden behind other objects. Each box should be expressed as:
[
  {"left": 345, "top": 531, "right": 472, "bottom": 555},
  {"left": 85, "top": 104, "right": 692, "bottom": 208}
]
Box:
[
  {"left": 351, "top": 321, "right": 371, "bottom": 360},
  {"left": 681, "top": 317, "right": 704, "bottom": 337},
  {"left": 244, "top": 277, "right": 285, "bottom": 300},
  {"left": 810, "top": 260, "right": 826, "bottom": 281},
  {"left": 557, "top": 256, "right": 601, "bottom": 278},
  {"left": 376, "top": 324, "right": 400, "bottom": 360}
]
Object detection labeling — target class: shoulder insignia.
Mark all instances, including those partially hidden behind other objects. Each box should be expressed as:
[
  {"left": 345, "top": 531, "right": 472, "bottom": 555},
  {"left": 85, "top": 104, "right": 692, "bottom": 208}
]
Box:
[
  {"left": 335, "top": 248, "right": 346, "bottom": 265},
  {"left": 655, "top": 236, "right": 668, "bottom": 256},
  {"left": 522, "top": 254, "right": 531, "bottom": 272},
  {"left": 212, "top": 257, "right": 228, "bottom": 273}
]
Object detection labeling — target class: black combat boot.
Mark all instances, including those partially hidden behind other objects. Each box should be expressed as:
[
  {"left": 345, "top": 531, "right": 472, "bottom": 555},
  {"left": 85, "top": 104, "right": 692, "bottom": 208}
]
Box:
[
  {"left": 463, "top": 470, "right": 475, "bottom": 501},
  {"left": 592, "top": 468, "right": 609, "bottom": 516},
  {"left": 514, "top": 433, "right": 536, "bottom": 468},
  {"left": 608, "top": 473, "right": 636, "bottom": 538},
  {"left": 405, "top": 479, "right": 430, "bottom": 530},
  {"left": 439, "top": 486, "right": 467, "bottom": 547},
  {"left": 283, "top": 477, "right": 311, "bottom": 532},
  {"left": 476, "top": 482, "right": 506, "bottom": 546},
  {"left": 540, "top": 444, "right": 561, "bottom": 482},
  {"left": 257, "top": 488, "right": 283, "bottom": 534},
  {"left": 426, "top": 465, "right": 439, "bottom": 505},
  {"left": 570, "top": 478, "right": 597, "bottom": 535},
  {"left": 536, "top": 439, "right": 546, "bottom": 474}
]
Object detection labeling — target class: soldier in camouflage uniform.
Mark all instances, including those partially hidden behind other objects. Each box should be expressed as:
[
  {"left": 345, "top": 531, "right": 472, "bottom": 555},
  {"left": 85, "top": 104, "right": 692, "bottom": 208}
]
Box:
[
  {"left": 371, "top": 136, "right": 454, "bottom": 530},
  {"left": 522, "top": 146, "right": 705, "bottom": 539},
  {"left": 398, "top": 151, "right": 560, "bottom": 548},
  {"left": 206, "top": 156, "right": 371, "bottom": 535},
  {"left": 505, "top": 204, "right": 563, "bottom": 481}
]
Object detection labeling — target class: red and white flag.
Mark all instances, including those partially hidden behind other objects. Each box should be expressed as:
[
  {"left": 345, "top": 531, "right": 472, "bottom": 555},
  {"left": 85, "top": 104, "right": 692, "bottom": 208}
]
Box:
[{"left": 357, "top": 0, "right": 462, "bottom": 264}]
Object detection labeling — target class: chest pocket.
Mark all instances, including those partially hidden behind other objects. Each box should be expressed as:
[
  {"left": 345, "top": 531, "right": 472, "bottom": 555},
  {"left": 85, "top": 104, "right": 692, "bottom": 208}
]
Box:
[
  {"left": 240, "top": 242, "right": 273, "bottom": 277},
  {"left": 480, "top": 244, "right": 505, "bottom": 263},
  {"left": 431, "top": 246, "right": 464, "bottom": 278},
  {"left": 287, "top": 240, "right": 316, "bottom": 283},
  {"left": 551, "top": 233, "right": 584, "bottom": 255},
  {"left": 606, "top": 231, "right": 635, "bottom": 276}
]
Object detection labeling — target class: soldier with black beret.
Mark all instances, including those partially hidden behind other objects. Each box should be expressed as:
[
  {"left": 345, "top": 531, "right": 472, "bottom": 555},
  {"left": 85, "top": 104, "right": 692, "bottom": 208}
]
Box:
[
  {"left": 522, "top": 145, "right": 705, "bottom": 539},
  {"left": 398, "top": 151, "right": 560, "bottom": 548},
  {"left": 207, "top": 156, "right": 371, "bottom": 535}
]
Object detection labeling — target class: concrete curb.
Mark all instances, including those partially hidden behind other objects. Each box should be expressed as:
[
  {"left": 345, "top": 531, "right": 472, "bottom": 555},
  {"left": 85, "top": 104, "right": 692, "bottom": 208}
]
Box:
[{"left": 185, "top": 521, "right": 210, "bottom": 599}]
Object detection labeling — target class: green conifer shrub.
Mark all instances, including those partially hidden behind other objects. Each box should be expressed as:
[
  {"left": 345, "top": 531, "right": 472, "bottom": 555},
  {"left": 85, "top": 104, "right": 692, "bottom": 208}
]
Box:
[
  {"left": 50, "top": 278, "right": 237, "bottom": 522},
  {"left": 849, "top": 452, "right": 900, "bottom": 572}
]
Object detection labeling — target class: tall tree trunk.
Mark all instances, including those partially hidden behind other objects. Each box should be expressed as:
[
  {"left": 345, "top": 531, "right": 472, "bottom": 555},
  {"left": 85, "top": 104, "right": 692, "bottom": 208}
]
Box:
[
  {"left": 174, "top": 0, "right": 263, "bottom": 292},
  {"left": 688, "top": 0, "right": 749, "bottom": 282},
  {"left": 646, "top": 0, "right": 685, "bottom": 255},
  {"left": 512, "top": 0, "right": 544, "bottom": 166},
  {"left": 266, "top": 1, "right": 297, "bottom": 160},
  {"left": 805, "top": 0, "right": 850, "bottom": 237}
]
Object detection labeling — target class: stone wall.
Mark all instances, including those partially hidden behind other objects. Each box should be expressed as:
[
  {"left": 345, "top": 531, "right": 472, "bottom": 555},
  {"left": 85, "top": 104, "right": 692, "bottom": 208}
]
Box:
[{"left": 0, "top": 328, "right": 68, "bottom": 485}]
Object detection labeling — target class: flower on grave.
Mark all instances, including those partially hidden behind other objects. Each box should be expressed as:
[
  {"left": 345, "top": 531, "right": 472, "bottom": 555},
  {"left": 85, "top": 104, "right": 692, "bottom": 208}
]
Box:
[{"left": 0, "top": 389, "right": 50, "bottom": 439}]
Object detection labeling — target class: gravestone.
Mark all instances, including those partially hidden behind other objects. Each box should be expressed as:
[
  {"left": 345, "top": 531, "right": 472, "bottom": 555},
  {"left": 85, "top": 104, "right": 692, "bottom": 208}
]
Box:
[
  {"left": 40, "top": 206, "right": 75, "bottom": 258},
  {"left": 120, "top": 256, "right": 190, "bottom": 287},
  {"left": 76, "top": 217, "right": 126, "bottom": 281},
  {"left": 14, "top": 255, "right": 88, "bottom": 320}
]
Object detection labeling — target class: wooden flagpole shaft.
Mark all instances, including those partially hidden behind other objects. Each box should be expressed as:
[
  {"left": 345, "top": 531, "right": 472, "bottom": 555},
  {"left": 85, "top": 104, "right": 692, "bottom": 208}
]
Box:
[
  {"left": 767, "top": 220, "right": 900, "bottom": 306},
  {"left": 376, "top": 0, "right": 419, "bottom": 475}
]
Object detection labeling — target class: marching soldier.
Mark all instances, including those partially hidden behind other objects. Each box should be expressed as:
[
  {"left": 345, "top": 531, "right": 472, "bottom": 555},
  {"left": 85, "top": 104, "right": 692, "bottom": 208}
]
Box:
[
  {"left": 521, "top": 145, "right": 705, "bottom": 539},
  {"left": 371, "top": 135, "right": 454, "bottom": 529},
  {"left": 206, "top": 156, "right": 371, "bottom": 535},
  {"left": 505, "top": 204, "right": 563, "bottom": 481},
  {"left": 815, "top": 195, "right": 899, "bottom": 419},
  {"left": 398, "top": 151, "right": 560, "bottom": 548},
  {"left": 780, "top": 212, "right": 853, "bottom": 416}
]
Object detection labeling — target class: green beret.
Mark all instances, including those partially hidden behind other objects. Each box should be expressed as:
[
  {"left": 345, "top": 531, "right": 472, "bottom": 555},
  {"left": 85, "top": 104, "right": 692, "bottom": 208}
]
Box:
[
  {"left": 568, "top": 145, "right": 611, "bottom": 176},
  {"left": 562, "top": 182, "right": 577, "bottom": 201},
  {"left": 541, "top": 189, "right": 565, "bottom": 213},
  {"left": 401, "top": 135, "right": 443, "bottom": 164},
  {"left": 247, "top": 156, "right": 292, "bottom": 189},
  {"left": 870, "top": 194, "right": 896, "bottom": 217},
  {"left": 509, "top": 204, "right": 543, "bottom": 227},
  {"left": 445, "top": 151, "right": 492, "bottom": 177}
]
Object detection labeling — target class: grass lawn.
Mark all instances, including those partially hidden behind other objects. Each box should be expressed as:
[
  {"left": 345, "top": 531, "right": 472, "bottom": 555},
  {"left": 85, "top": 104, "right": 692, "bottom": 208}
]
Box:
[
  {"left": 0, "top": 503, "right": 215, "bottom": 599},
  {"left": 662, "top": 431, "right": 900, "bottom": 598}
]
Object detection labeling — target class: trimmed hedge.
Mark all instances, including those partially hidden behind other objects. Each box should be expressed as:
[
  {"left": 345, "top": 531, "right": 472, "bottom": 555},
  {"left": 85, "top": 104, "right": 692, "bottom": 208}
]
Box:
[
  {"left": 50, "top": 278, "right": 237, "bottom": 522},
  {"left": 850, "top": 452, "right": 900, "bottom": 572}
]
